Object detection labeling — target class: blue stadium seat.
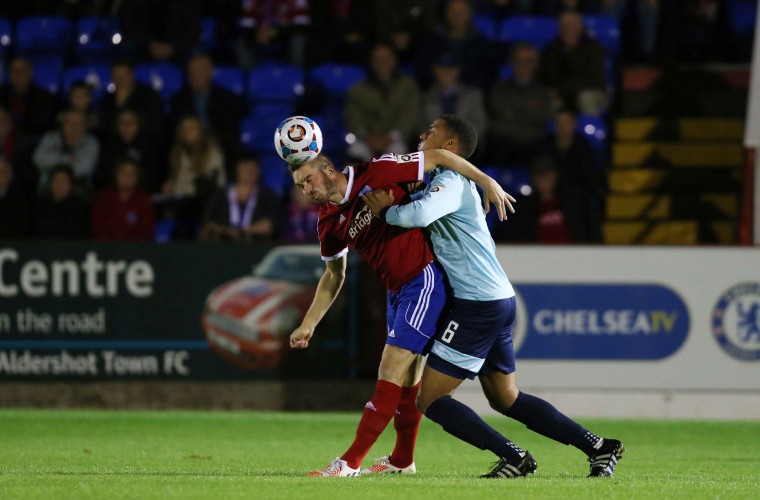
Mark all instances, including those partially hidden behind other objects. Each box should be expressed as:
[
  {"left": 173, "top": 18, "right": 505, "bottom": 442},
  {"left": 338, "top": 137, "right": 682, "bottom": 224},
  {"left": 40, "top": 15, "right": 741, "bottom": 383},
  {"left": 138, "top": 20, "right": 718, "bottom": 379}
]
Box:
[
  {"left": 576, "top": 114, "right": 608, "bottom": 154},
  {"left": 499, "top": 16, "right": 557, "bottom": 49},
  {"left": 76, "top": 16, "right": 121, "bottom": 64},
  {"left": 480, "top": 165, "right": 532, "bottom": 230},
  {"left": 154, "top": 218, "right": 176, "bottom": 243},
  {"left": 257, "top": 152, "right": 292, "bottom": 197},
  {"left": 62, "top": 65, "right": 112, "bottom": 101},
  {"left": 15, "top": 17, "right": 72, "bottom": 54},
  {"left": 311, "top": 111, "right": 347, "bottom": 156},
  {"left": 499, "top": 64, "right": 514, "bottom": 81},
  {"left": 473, "top": 15, "right": 498, "bottom": 40},
  {"left": 32, "top": 63, "right": 60, "bottom": 94},
  {"left": 583, "top": 15, "right": 620, "bottom": 55},
  {"left": 212, "top": 65, "right": 245, "bottom": 95},
  {"left": 727, "top": 0, "right": 757, "bottom": 38},
  {"left": 309, "top": 64, "right": 366, "bottom": 100},
  {"left": 0, "top": 18, "right": 12, "bottom": 54},
  {"left": 134, "top": 63, "right": 182, "bottom": 100},
  {"left": 248, "top": 63, "right": 304, "bottom": 104},
  {"left": 26, "top": 55, "right": 65, "bottom": 74},
  {"left": 199, "top": 17, "right": 217, "bottom": 51},
  {"left": 241, "top": 107, "right": 289, "bottom": 152}
]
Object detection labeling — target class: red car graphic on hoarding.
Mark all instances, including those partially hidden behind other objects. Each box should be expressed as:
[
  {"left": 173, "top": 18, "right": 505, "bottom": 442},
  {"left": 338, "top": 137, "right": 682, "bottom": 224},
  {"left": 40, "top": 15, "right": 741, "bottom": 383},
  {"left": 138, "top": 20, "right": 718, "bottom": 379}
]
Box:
[{"left": 201, "top": 245, "right": 324, "bottom": 370}]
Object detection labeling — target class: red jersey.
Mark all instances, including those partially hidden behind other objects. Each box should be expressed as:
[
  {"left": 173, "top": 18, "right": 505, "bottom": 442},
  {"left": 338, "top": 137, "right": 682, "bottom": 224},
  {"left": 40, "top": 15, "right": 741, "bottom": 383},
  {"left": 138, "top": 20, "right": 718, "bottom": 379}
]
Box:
[{"left": 318, "top": 152, "right": 434, "bottom": 292}]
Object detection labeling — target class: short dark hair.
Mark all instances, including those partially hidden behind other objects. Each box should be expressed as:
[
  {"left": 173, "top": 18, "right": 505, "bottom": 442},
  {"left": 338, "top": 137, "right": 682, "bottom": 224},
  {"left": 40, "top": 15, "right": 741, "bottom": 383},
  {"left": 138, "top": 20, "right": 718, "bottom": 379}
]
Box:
[
  {"left": 287, "top": 154, "right": 334, "bottom": 175},
  {"left": 439, "top": 114, "right": 478, "bottom": 159}
]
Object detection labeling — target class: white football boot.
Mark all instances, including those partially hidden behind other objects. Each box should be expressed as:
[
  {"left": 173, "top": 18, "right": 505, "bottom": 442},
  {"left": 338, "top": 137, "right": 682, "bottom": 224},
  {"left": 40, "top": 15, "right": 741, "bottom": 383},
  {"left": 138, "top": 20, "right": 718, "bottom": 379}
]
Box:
[
  {"left": 361, "top": 456, "right": 417, "bottom": 475},
  {"left": 308, "top": 457, "right": 360, "bottom": 477}
]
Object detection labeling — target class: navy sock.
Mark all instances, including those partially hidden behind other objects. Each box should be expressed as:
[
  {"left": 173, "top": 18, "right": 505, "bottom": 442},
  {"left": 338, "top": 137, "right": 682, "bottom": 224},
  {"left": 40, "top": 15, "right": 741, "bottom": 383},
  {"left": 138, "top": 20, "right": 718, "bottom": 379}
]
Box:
[
  {"left": 504, "top": 392, "right": 601, "bottom": 456},
  {"left": 426, "top": 396, "right": 524, "bottom": 462}
]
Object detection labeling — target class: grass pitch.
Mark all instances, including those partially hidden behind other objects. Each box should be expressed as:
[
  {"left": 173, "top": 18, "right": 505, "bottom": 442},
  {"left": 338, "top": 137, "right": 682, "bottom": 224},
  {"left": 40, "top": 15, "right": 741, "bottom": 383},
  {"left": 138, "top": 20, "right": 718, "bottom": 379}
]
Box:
[{"left": 1, "top": 410, "right": 759, "bottom": 499}]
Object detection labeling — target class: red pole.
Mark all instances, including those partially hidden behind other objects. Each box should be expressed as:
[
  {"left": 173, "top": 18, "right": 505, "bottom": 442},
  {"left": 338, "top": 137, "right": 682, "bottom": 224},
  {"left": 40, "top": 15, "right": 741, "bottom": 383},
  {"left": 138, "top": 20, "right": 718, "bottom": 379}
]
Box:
[{"left": 740, "top": 148, "right": 755, "bottom": 245}]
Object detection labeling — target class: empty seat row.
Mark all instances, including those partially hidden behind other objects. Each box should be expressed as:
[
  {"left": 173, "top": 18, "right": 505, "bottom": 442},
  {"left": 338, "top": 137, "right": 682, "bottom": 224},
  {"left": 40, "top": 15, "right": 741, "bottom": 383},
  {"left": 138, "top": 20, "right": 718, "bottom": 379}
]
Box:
[{"left": 14, "top": 62, "right": 367, "bottom": 109}]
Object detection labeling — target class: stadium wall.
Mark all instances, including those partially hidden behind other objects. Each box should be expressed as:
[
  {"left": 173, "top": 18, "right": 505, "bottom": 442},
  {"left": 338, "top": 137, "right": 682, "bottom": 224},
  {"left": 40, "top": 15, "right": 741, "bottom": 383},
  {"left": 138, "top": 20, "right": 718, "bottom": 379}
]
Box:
[{"left": 0, "top": 243, "right": 758, "bottom": 419}]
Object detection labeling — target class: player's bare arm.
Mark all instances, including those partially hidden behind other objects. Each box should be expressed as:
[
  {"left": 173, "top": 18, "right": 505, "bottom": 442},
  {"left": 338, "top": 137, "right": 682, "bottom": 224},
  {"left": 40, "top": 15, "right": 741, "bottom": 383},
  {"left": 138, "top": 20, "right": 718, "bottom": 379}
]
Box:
[
  {"left": 362, "top": 189, "right": 395, "bottom": 216},
  {"left": 422, "top": 148, "right": 516, "bottom": 221},
  {"left": 289, "top": 255, "right": 347, "bottom": 349}
]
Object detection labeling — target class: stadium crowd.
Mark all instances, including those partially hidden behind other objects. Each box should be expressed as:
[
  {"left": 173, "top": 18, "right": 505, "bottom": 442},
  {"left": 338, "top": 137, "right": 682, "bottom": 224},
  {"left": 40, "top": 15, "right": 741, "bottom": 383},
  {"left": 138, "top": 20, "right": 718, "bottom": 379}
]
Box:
[{"left": 0, "top": 0, "right": 750, "bottom": 244}]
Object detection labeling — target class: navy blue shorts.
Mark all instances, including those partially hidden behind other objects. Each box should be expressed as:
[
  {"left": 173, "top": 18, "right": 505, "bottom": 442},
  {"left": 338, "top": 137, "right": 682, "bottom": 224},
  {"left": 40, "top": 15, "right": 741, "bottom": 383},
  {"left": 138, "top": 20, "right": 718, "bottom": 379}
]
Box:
[
  {"left": 386, "top": 262, "right": 448, "bottom": 354},
  {"left": 426, "top": 296, "right": 516, "bottom": 380}
]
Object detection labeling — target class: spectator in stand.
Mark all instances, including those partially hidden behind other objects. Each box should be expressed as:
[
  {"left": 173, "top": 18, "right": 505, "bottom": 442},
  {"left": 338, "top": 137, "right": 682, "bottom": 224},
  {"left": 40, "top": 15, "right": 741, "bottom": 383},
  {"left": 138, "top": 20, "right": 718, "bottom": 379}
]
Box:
[
  {"left": 372, "top": 0, "right": 437, "bottom": 66},
  {"left": 170, "top": 53, "right": 242, "bottom": 174},
  {"left": 34, "top": 165, "right": 90, "bottom": 239},
  {"left": 542, "top": 109, "right": 604, "bottom": 242},
  {"left": 414, "top": 0, "right": 499, "bottom": 89},
  {"left": 163, "top": 115, "right": 226, "bottom": 239},
  {"left": 493, "top": 156, "right": 576, "bottom": 243},
  {"left": 307, "top": 0, "right": 373, "bottom": 66},
  {"left": 33, "top": 109, "right": 100, "bottom": 193},
  {"left": 0, "top": 156, "right": 30, "bottom": 239},
  {"left": 236, "top": 0, "right": 312, "bottom": 68},
  {"left": 599, "top": 1, "right": 659, "bottom": 61},
  {"left": 488, "top": 43, "right": 555, "bottom": 165},
  {"left": 60, "top": 82, "right": 100, "bottom": 133},
  {"left": 98, "top": 61, "right": 165, "bottom": 143},
  {"left": 115, "top": 0, "right": 202, "bottom": 65},
  {"left": 419, "top": 53, "right": 487, "bottom": 159},
  {"left": 539, "top": 11, "right": 608, "bottom": 116},
  {"left": 0, "top": 57, "right": 55, "bottom": 139},
  {"left": 344, "top": 42, "right": 420, "bottom": 161},
  {"left": 199, "top": 155, "right": 279, "bottom": 242},
  {"left": 95, "top": 108, "right": 162, "bottom": 193},
  {"left": 281, "top": 183, "right": 319, "bottom": 242},
  {"left": 92, "top": 158, "right": 155, "bottom": 241}
]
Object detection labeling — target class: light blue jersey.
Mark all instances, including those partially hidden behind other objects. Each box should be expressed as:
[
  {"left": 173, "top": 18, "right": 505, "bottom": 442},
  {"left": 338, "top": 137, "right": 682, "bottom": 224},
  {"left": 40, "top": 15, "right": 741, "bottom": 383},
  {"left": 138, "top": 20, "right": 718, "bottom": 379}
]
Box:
[{"left": 384, "top": 168, "right": 514, "bottom": 301}]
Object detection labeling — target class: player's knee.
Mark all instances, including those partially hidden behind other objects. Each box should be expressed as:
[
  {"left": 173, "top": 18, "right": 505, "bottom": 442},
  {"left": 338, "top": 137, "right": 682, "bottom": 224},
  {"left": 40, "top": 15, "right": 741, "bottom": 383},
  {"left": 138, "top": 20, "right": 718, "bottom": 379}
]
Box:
[
  {"left": 486, "top": 387, "right": 520, "bottom": 414},
  {"left": 416, "top": 393, "right": 432, "bottom": 414}
]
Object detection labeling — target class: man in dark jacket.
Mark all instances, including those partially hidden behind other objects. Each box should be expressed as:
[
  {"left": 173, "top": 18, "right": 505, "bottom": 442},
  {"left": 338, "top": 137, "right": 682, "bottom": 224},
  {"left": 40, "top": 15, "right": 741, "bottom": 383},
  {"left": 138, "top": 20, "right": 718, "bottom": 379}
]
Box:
[
  {"left": 170, "top": 53, "right": 242, "bottom": 174},
  {"left": 0, "top": 57, "right": 55, "bottom": 139},
  {"left": 538, "top": 11, "right": 609, "bottom": 116}
]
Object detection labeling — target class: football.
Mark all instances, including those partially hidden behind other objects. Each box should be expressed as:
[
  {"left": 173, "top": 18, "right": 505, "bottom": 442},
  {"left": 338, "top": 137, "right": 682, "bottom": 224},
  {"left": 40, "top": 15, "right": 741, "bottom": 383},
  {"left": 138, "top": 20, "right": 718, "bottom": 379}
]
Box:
[{"left": 274, "top": 115, "right": 323, "bottom": 164}]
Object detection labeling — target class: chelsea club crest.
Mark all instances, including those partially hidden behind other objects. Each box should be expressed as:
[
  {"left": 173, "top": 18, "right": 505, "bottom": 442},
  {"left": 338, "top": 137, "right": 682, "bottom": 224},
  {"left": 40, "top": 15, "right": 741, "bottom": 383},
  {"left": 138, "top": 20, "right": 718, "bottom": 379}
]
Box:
[{"left": 712, "top": 283, "right": 760, "bottom": 361}]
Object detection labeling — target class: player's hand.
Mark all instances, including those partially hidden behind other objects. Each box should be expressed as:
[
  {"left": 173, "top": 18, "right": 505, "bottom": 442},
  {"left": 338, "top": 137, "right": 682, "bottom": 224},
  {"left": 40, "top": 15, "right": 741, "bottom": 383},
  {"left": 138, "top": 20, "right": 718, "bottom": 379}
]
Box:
[
  {"left": 362, "top": 189, "right": 395, "bottom": 216},
  {"left": 289, "top": 325, "right": 314, "bottom": 349},
  {"left": 482, "top": 177, "right": 516, "bottom": 221}
]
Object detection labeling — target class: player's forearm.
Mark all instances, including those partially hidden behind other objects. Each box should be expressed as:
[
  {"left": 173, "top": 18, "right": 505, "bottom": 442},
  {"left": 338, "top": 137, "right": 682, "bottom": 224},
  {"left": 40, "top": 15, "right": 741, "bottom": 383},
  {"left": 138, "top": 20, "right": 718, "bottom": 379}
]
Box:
[
  {"left": 300, "top": 267, "right": 345, "bottom": 330},
  {"left": 385, "top": 194, "right": 455, "bottom": 228},
  {"left": 422, "top": 149, "right": 490, "bottom": 187}
]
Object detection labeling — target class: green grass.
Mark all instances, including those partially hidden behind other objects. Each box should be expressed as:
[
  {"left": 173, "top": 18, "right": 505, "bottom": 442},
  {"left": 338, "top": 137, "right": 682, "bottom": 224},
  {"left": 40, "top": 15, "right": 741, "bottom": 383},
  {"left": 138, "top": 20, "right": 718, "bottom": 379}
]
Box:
[{"left": 1, "top": 410, "right": 759, "bottom": 499}]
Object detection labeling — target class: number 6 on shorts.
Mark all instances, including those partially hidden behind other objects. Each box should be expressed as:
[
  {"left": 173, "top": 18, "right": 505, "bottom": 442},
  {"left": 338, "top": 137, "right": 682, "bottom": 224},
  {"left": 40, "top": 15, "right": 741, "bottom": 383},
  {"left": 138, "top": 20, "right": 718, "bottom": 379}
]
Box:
[{"left": 441, "top": 320, "right": 459, "bottom": 343}]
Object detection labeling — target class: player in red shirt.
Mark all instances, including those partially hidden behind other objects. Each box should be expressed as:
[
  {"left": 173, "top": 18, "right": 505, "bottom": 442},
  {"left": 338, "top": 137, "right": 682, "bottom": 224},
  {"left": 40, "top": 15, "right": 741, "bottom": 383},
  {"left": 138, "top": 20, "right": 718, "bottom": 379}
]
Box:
[{"left": 288, "top": 149, "right": 513, "bottom": 476}]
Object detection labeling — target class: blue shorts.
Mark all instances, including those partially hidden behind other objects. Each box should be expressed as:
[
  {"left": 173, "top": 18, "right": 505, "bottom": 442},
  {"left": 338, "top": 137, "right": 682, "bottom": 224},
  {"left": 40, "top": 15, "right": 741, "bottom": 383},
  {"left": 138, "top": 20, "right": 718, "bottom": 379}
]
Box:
[
  {"left": 426, "top": 296, "right": 516, "bottom": 380},
  {"left": 386, "top": 262, "right": 448, "bottom": 354}
]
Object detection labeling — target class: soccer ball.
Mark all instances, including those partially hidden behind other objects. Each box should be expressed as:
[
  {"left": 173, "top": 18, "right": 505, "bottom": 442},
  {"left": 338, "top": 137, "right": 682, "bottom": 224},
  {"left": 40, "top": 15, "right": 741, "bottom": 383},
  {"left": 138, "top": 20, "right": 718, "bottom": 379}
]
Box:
[{"left": 274, "top": 116, "right": 323, "bottom": 164}]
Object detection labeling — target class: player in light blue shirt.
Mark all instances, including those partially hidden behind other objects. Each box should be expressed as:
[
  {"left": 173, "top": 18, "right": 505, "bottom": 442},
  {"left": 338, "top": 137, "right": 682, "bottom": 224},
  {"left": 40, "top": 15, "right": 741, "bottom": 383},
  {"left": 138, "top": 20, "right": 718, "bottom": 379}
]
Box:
[{"left": 362, "top": 115, "right": 624, "bottom": 479}]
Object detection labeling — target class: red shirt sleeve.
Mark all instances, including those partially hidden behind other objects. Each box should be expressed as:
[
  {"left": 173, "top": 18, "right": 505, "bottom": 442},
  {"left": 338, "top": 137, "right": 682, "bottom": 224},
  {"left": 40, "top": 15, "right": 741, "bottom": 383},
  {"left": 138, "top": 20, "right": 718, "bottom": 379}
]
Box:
[
  {"left": 318, "top": 215, "right": 348, "bottom": 261},
  {"left": 367, "top": 152, "right": 425, "bottom": 186}
]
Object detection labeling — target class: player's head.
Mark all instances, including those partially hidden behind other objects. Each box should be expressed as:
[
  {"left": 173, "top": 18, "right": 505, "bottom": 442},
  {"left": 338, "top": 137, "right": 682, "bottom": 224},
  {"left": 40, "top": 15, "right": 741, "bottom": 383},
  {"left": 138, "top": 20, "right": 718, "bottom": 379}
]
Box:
[
  {"left": 289, "top": 154, "right": 342, "bottom": 204},
  {"left": 418, "top": 115, "right": 478, "bottom": 159}
]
